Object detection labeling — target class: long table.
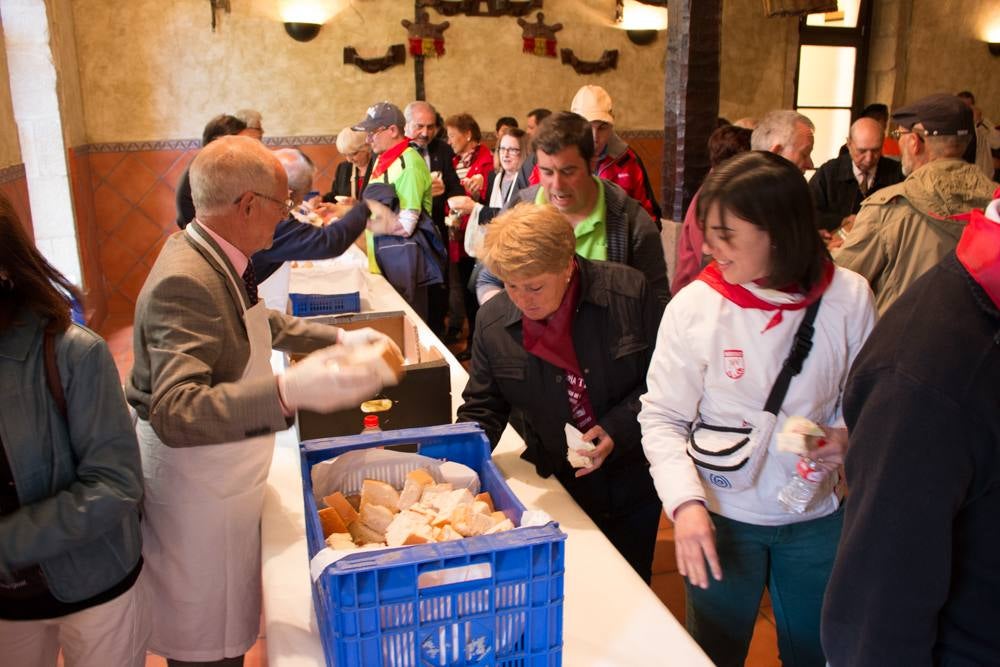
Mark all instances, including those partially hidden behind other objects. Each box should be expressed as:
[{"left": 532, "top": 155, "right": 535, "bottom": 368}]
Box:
[{"left": 260, "top": 266, "right": 712, "bottom": 666}]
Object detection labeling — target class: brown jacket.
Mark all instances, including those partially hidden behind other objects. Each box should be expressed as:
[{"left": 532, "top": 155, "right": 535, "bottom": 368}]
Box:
[
  {"left": 834, "top": 158, "right": 997, "bottom": 315},
  {"left": 126, "top": 221, "right": 341, "bottom": 446}
]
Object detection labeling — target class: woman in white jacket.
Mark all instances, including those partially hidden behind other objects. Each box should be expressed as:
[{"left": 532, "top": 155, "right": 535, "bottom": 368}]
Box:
[{"left": 639, "top": 151, "right": 876, "bottom": 667}]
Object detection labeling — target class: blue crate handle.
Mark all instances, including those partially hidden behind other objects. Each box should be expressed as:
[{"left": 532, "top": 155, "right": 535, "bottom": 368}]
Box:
[{"left": 301, "top": 422, "right": 484, "bottom": 454}]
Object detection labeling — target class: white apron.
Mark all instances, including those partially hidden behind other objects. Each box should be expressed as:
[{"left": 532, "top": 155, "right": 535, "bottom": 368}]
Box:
[{"left": 137, "top": 225, "right": 275, "bottom": 662}]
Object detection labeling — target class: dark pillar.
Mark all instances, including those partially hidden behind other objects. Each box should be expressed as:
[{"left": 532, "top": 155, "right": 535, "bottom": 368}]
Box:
[{"left": 662, "top": 0, "right": 722, "bottom": 222}]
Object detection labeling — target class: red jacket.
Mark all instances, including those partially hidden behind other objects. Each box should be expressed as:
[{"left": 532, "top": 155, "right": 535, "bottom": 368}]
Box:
[
  {"left": 595, "top": 134, "right": 659, "bottom": 220},
  {"left": 449, "top": 143, "right": 494, "bottom": 261}
]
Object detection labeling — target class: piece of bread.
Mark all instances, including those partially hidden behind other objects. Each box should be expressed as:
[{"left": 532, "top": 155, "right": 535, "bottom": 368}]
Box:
[
  {"left": 431, "top": 489, "right": 476, "bottom": 527},
  {"left": 323, "top": 491, "right": 359, "bottom": 525},
  {"left": 318, "top": 507, "right": 348, "bottom": 537},
  {"left": 435, "top": 525, "right": 463, "bottom": 542},
  {"left": 385, "top": 510, "right": 435, "bottom": 547},
  {"left": 419, "top": 483, "right": 454, "bottom": 507},
  {"left": 474, "top": 492, "right": 494, "bottom": 512},
  {"left": 398, "top": 468, "right": 436, "bottom": 511},
  {"left": 361, "top": 479, "right": 401, "bottom": 511},
  {"left": 484, "top": 519, "right": 515, "bottom": 535},
  {"left": 360, "top": 503, "right": 396, "bottom": 535},
  {"left": 348, "top": 520, "right": 386, "bottom": 546},
  {"left": 343, "top": 339, "right": 406, "bottom": 385},
  {"left": 408, "top": 468, "right": 435, "bottom": 486},
  {"left": 325, "top": 532, "right": 357, "bottom": 550},
  {"left": 491, "top": 511, "right": 508, "bottom": 524},
  {"left": 776, "top": 416, "right": 825, "bottom": 455}
]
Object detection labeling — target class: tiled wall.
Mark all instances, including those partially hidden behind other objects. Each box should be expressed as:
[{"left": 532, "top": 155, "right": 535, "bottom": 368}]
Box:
[
  {"left": 70, "top": 134, "right": 665, "bottom": 325},
  {"left": 0, "top": 163, "right": 32, "bottom": 236}
]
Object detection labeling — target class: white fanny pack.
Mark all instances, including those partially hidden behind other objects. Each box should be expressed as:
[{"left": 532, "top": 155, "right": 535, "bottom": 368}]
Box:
[{"left": 687, "top": 298, "right": 822, "bottom": 492}]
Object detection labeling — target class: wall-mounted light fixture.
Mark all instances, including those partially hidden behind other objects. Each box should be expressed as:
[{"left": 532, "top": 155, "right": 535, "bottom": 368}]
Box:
[
  {"left": 615, "top": 0, "right": 668, "bottom": 46},
  {"left": 983, "top": 16, "right": 1000, "bottom": 55},
  {"left": 282, "top": 1, "right": 327, "bottom": 42},
  {"left": 284, "top": 22, "right": 322, "bottom": 41}
]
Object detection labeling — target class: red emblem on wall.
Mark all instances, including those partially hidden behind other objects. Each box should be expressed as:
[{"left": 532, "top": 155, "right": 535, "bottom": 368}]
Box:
[{"left": 723, "top": 349, "right": 745, "bottom": 380}]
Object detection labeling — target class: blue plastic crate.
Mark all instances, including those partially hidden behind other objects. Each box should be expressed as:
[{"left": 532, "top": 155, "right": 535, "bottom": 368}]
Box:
[
  {"left": 289, "top": 291, "right": 361, "bottom": 316},
  {"left": 300, "top": 423, "right": 566, "bottom": 667}
]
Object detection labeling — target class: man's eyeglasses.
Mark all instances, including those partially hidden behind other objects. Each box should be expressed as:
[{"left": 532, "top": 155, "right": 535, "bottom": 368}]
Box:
[
  {"left": 498, "top": 147, "right": 522, "bottom": 155},
  {"left": 366, "top": 126, "right": 388, "bottom": 139},
  {"left": 890, "top": 128, "right": 925, "bottom": 142},
  {"left": 234, "top": 191, "right": 294, "bottom": 217}
]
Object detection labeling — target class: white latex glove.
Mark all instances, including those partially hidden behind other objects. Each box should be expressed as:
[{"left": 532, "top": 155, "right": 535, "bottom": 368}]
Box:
[
  {"left": 338, "top": 327, "right": 392, "bottom": 350},
  {"left": 364, "top": 198, "right": 401, "bottom": 235},
  {"left": 279, "top": 345, "right": 383, "bottom": 413}
]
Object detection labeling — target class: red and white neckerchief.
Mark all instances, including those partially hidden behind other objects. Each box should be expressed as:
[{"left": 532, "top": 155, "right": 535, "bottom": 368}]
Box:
[
  {"left": 697, "top": 259, "right": 835, "bottom": 332},
  {"left": 955, "top": 197, "right": 1000, "bottom": 310},
  {"left": 371, "top": 137, "right": 413, "bottom": 180}
]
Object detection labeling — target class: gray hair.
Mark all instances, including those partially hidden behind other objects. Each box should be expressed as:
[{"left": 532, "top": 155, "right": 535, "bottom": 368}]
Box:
[
  {"left": 404, "top": 100, "right": 437, "bottom": 124},
  {"left": 274, "top": 148, "right": 314, "bottom": 196},
  {"left": 751, "top": 110, "right": 815, "bottom": 151},
  {"left": 925, "top": 133, "right": 972, "bottom": 159},
  {"left": 190, "top": 136, "right": 279, "bottom": 216},
  {"left": 233, "top": 108, "right": 263, "bottom": 130}
]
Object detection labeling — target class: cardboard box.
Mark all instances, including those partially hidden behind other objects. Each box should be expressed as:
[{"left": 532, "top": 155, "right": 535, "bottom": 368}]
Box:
[{"left": 295, "top": 311, "right": 452, "bottom": 441}]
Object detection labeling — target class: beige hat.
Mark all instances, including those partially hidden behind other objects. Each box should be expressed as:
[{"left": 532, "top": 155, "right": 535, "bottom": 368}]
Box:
[
  {"left": 336, "top": 127, "right": 367, "bottom": 155},
  {"left": 571, "top": 85, "right": 614, "bottom": 125}
]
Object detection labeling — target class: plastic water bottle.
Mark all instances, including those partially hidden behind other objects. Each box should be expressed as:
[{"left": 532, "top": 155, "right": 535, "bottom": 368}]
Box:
[
  {"left": 360, "top": 414, "right": 382, "bottom": 434},
  {"left": 777, "top": 458, "right": 826, "bottom": 514}
]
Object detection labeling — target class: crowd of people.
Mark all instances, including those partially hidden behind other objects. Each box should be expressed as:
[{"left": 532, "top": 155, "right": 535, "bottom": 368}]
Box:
[{"left": 1, "top": 85, "right": 998, "bottom": 667}]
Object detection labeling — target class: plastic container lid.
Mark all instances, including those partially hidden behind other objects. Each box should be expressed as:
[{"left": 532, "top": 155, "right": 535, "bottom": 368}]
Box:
[{"left": 362, "top": 415, "right": 380, "bottom": 430}]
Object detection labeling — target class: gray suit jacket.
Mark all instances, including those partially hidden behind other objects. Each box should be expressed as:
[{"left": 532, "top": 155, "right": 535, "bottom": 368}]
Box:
[{"left": 126, "top": 221, "right": 341, "bottom": 446}]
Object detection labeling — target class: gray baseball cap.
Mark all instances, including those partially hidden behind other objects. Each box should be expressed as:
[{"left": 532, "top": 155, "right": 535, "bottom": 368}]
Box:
[
  {"left": 352, "top": 102, "right": 405, "bottom": 132},
  {"left": 892, "top": 93, "right": 974, "bottom": 137}
]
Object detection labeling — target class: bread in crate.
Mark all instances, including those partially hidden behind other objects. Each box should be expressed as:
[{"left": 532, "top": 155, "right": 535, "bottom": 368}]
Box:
[{"left": 318, "top": 468, "right": 514, "bottom": 550}]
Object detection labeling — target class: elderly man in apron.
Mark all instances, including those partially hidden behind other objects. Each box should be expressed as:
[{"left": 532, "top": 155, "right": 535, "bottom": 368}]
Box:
[{"left": 127, "top": 136, "right": 393, "bottom": 666}]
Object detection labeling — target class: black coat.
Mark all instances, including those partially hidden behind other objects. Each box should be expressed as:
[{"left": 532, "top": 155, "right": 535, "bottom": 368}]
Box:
[
  {"left": 809, "top": 152, "right": 903, "bottom": 232},
  {"left": 822, "top": 252, "right": 1000, "bottom": 666},
  {"left": 323, "top": 159, "right": 374, "bottom": 203},
  {"left": 456, "top": 257, "right": 663, "bottom": 518},
  {"left": 414, "top": 138, "right": 464, "bottom": 239}
]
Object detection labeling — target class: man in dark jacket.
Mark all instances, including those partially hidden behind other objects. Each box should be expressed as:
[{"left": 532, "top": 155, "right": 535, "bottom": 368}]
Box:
[
  {"left": 809, "top": 117, "right": 903, "bottom": 235},
  {"left": 251, "top": 148, "right": 368, "bottom": 282},
  {"left": 821, "top": 198, "right": 1000, "bottom": 666},
  {"left": 405, "top": 101, "right": 464, "bottom": 336},
  {"left": 475, "top": 111, "right": 669, "bottom": 306}
]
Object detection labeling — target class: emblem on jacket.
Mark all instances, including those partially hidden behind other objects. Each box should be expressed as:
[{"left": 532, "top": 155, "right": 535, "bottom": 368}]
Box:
[{"left": 723, "top": 349, "right": 745, "bottom": 379}]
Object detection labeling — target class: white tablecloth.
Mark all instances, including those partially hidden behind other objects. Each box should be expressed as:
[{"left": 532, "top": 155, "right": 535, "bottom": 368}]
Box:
[{"left": 260, "top": 267, "right": 711, "bottom": 666}]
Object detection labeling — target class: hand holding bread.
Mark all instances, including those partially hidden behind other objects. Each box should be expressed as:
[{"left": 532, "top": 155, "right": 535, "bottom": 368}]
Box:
[
  {"left": 573, "top": 424, "right": 615, "bottom": 478},
  {"left": 279, "top": 343, "right": 397, "bottom": 413}
]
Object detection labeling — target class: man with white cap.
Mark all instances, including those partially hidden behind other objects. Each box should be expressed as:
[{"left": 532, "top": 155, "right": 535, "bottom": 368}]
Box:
[
  {"left": 570, "top": 84, "right": 660, "bottom": 220},
  {"left": 821, "top": 192, "right": 1000, "bottom": 666},
  {"left": 835, "top": 92, "right": 998, "bottom": 314}
]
